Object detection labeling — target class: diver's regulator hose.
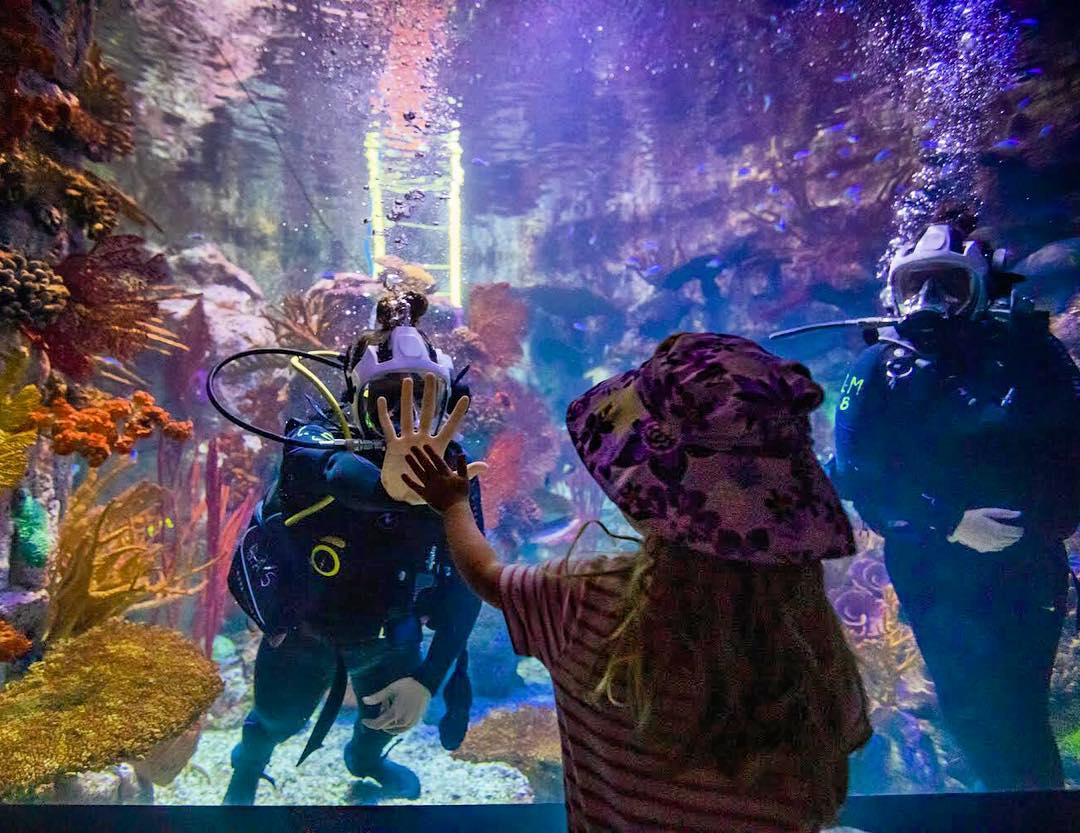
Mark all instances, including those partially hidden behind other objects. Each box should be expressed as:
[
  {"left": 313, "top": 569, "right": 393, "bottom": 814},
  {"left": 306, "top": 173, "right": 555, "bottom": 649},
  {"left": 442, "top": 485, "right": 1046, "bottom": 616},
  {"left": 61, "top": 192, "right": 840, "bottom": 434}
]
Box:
[
  {"left": 206, "top": 347, "right": 385, "bottom": 527},
  {"left": 206, "top": 348, "right": 383, "bottom": 452}
]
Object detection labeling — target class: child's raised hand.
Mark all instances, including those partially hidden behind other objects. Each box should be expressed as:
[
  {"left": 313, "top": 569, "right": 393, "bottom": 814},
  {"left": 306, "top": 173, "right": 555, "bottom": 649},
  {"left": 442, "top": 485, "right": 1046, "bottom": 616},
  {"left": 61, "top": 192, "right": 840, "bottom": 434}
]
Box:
[
  {"left": 402, "top": 444, "right": 475, "bottom": 512},
  {"left": 377, "top": 373, "right": 486, "bottom": 505}
]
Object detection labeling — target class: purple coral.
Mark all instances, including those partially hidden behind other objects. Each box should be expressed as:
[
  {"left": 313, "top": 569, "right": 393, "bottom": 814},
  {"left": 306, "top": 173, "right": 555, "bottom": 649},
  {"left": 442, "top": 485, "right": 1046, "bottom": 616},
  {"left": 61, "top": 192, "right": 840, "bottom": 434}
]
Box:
[{"left": 832, "top": 587, "right": 886, "bottom": 639}]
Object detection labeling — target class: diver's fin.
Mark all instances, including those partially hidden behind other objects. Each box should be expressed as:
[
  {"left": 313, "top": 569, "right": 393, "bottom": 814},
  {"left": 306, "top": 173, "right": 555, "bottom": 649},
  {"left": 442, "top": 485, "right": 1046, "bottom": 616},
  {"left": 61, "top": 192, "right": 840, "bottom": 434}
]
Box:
[{"left": 297, "top": 651, "right": 349, "bottom": 766}]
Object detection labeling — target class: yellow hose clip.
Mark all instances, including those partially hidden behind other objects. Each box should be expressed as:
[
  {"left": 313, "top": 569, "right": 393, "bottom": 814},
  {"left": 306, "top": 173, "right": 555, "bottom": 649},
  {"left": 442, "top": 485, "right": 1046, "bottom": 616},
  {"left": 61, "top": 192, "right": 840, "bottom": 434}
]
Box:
[{"left": 310, "top": 535, "right": 345, "bottom": 578}]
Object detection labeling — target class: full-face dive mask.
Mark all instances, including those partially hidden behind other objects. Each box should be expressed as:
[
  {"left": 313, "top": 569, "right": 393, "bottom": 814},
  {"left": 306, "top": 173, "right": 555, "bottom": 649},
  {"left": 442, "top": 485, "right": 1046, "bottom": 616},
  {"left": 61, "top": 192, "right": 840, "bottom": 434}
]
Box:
[
  {"left": 349, "top": 325, "right": 454, "bottom": 437},
  {"left": 886, "top": 223, "right": 990, "bottom": 323}
]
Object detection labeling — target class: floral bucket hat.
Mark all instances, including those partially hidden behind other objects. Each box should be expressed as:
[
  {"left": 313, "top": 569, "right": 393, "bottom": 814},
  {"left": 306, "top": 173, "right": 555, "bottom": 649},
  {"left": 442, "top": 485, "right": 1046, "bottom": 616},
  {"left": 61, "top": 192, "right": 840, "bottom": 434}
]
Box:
[{"left": 566, "top": 333, "right": 855, "bottom": 566}]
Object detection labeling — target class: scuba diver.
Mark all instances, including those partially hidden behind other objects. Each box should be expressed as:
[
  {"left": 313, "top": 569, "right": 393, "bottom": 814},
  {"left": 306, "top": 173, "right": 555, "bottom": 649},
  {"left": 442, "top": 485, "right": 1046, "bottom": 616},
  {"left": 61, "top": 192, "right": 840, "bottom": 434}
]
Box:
[
  {"left": 786, "top": 207, "right": 1080, "bottom": 790},
  {"left": 209, "top": 290, "right": 485, "bottom": 805}
]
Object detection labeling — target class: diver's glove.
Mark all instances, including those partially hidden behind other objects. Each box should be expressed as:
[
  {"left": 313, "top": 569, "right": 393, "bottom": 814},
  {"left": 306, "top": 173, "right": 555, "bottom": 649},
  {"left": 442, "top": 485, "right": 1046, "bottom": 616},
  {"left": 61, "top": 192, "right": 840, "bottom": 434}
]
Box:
[
  {"left": 377, "top": 373, "right": 488, "bottom": 505},
  {"left": 947, "top": 507, "right": 1025, "bottom": 553},
  {"left": 360, "top": 677, "right": 432, "bottom": 734}
]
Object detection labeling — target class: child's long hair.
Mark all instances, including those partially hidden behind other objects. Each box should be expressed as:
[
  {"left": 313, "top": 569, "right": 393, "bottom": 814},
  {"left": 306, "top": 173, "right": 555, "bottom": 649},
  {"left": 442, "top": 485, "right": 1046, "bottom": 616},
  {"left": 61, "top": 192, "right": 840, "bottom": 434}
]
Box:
[{"left": 579, "top": 533, "right": 868, "bottom": 827}]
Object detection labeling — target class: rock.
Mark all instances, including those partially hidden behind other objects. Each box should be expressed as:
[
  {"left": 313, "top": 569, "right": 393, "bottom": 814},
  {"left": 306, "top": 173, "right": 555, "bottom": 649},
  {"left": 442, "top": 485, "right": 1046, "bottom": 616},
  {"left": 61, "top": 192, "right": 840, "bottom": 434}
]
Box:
[
  {"left": 211, "top": 635, "right": 237, "bottom": 663},
  {"left": 50, "top": 764, "right": 146, "bottom": 805},
  {"left": 205, "top": 657, "right": 251, "bottom": 730},
  {"left": 168, "top": 244, "right": 264, "bottom": 299},
  {"left": 0, "top": 588, "right": 48, "bottom": 643},
  {"left": 131, "top": 722, "right": 203, "bottom": 787},
  {"left": 1015, "top": 238, "right": 1080, "bottom": 313}
]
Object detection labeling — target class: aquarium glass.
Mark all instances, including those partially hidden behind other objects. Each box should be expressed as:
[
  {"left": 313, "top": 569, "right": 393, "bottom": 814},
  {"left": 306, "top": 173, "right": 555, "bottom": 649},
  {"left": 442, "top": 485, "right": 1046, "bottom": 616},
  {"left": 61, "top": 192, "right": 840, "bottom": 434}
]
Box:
[{"left": 0, "top": 0, "right": 1077, "bottom": 809}]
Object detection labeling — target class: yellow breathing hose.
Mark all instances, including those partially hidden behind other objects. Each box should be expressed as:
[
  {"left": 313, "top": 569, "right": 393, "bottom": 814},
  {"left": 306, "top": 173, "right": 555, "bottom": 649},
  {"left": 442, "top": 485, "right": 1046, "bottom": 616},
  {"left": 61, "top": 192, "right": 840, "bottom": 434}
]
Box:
[{"left": 283, "top": 351, "right": 353, "bottom": 528}]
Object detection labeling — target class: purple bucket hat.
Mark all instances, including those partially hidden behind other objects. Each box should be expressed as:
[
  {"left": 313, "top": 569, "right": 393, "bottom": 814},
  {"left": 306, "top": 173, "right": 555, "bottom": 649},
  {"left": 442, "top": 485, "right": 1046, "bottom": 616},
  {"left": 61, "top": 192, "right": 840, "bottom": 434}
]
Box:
[{"left": 566, "top": 333, "right": 855, "bottom": 566}]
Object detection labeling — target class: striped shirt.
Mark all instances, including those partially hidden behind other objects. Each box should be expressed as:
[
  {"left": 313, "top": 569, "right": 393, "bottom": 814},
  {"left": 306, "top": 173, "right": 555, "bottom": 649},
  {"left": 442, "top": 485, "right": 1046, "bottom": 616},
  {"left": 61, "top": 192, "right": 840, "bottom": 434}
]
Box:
[{"left": 498, "top": 556, "right": 870, "bottom": 833}]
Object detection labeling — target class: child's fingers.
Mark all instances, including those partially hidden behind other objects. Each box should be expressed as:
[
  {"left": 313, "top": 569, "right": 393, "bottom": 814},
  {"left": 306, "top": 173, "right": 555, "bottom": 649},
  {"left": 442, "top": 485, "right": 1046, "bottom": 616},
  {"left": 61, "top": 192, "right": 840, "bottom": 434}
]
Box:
[
  {"left": 422, "top": 444, "right": 453, "bottom": 475},
  {"left": 401, "top": 473, "right": 425, "bottom": 495},
  {"left": 404, "top": 453, "right": 429, "bottom": 481}
]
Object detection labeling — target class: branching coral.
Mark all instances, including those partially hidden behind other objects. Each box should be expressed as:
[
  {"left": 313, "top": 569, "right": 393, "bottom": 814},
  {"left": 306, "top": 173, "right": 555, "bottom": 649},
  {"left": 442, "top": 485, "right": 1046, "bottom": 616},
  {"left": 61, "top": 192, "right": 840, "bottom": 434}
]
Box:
[
  {"left": 192, "top": 437, "right": 258, "bottom": 657},
  {"left": 44, "top": 461, "right": 212, "bottom": 643},
  {"left": 265, "top": 291, "right": 335, "bottom": 352},
  {"left": 31, "top": 388, "right": 192, "bottom": 467},
  {"left": 0, "top": 348, "right": 41, "bottom": 489},
  {"left": 0, "top": 147, "right": 155, "bottom": 241},
  {"left": 266, "top": 276, "right": 379, "bottom": 351},
  {"left": 452, "top": 705, "right": 564, "bottom": 801},
  {"left": 0, "top": 618, "right": 32, "bottom": 662},
  {"left": 35, "top": 235, "right": 184, "bottom": 380},
  {"left": 0, "top": 619, "right": 222, "bottom": 799},
  {"left": 70, "top": 42, "right": 134, "bottom": 160}
]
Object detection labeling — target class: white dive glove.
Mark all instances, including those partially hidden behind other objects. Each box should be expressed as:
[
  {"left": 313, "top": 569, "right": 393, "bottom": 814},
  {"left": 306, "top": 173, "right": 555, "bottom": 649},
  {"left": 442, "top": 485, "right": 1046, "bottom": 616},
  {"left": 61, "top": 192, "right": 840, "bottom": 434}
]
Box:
[
  {"left": 378, "top": 373, "right": 487, "bottom": 505},
  {"left": 947, "top": 508, "right": 1025, "bottom": 553},
  {"left": 361, "top": 677, "right": 432, "bottom": 734}
]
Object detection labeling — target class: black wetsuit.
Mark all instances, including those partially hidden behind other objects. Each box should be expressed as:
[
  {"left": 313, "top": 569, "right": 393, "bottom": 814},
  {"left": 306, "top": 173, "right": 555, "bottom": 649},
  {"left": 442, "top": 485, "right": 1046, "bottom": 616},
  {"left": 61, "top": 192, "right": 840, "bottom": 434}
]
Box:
[
  {"left": 833, "top": 315, "right": 1080, "bottom": 790},
  {"left": 229, "top": 415, "right": 483, "bottom": 782}
]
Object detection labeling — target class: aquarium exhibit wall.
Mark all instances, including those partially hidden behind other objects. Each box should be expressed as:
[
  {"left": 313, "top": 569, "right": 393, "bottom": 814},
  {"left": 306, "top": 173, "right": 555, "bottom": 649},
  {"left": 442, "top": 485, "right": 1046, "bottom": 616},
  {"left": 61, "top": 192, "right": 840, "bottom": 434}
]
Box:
[{"left": 0, "top": 0, "right": 1078, "bottom": 814}]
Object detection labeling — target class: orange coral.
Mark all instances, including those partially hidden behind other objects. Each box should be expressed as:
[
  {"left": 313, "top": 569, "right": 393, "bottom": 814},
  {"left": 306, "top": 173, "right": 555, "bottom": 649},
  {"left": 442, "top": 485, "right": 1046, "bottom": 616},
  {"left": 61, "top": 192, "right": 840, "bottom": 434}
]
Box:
[
  {"left": 31, "top": 389, "right": 192, "bottom": 467},
  {"left": 467, "top": 283, "right": 528, "bottom": 370},
  {"left": 0, "top": 618, "right": 32, "bottom": 663}
]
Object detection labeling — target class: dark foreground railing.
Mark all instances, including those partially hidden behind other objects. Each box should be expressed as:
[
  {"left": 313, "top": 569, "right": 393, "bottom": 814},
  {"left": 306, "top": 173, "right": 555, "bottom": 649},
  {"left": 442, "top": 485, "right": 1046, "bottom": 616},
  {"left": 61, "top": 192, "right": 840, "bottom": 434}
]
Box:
[{"left": 2, "top": 790, "right": 1078, "bottom": 833}]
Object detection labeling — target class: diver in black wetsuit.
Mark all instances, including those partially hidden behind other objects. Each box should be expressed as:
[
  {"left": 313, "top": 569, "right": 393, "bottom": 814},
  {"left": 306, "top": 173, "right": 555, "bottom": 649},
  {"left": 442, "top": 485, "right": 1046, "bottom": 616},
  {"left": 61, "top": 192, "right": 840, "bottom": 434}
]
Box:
[
  {"left": 831, "top": 211, "right": 1080, "bottom": 791},
  {"left": 221, "top": 292, "right": 483, "bottom": 805}
]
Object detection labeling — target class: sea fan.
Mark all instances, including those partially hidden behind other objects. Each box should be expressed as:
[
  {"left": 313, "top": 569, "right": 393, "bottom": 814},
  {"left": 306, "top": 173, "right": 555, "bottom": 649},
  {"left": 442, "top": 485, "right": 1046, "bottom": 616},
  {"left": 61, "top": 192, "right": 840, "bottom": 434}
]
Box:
[
  {"left": 38, "top": 235, "right": 184, "bottom": 380},
  {"left": 467, "top": 282, "right": 527, "bottom": 370}
]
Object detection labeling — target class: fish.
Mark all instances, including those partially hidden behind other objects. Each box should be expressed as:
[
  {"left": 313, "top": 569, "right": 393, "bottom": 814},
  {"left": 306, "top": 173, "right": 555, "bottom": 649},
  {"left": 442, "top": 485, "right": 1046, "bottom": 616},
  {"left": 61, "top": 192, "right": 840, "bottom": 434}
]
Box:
[
  {"left": 844, "top": 184, "right": 862, "bottom": 202},
  {"left": 737, "top": 166, "right": 751, "bottom": 177},
  {"left": 471, "top": 157, "right": 490, "bottom": 167},
  {"left": 826, "top": 122, "right": 846, "bottom": 133},
  {"left": 320, "top": 270, "right": 336, "bottom": 279},
  {"left": 792, "top": 149, "right": 811, "bottom": 160},
  {"left": 187, "top": 232, "right": 205, "bottom": 242},
  {"left": 705, "top": 258, "right": 722, "bottom": 268},
  {"left": 644, "top": 265, "right": 663, "bottom": 277},
  {"left": 923, "top": 118, "right": 938, "bottom": 131},
  {"left": 767, "top": 184, "right": 781, "bottom": 196},
  {"left": 833, "top": 72, "right": 855, "bottom": 83},
  {"left": 873, "top": 149, "right": 892, "bottom": 163},
  {"left": 1020, "top": 18, "right": 1038, "bottom": 26},
  {"left": 774, "top": 218, "right": 787, "bottom": 233},
  {"left": 763, "top": 94, "right": 772, "bottom": 112},
  {"left": 825, "top": 169, "right": 840, "bottom": 179},
  {"left": 625, "top": 257, "right": 642, "bottom": 268},
  {"left": 847, "top": 134, "right": 860, "bottom": 143},
  {"left": 1039, "top": 125, "right": 1054, "bottom": 138},
  {"left": 921, "top": 140, "right": 937, "bottom": 149},
  {"left": 572, "top": 321, "right": 588, "bottom": 332},
  {"left": 1017, "top": 96, "right": 1031, "bottom": 109},
  {"left": 992, "top": 137, "right": 1020, "bottom": 150},
  {"left": 1027, "top": 67, "right": 1044, "bottom": 75}
]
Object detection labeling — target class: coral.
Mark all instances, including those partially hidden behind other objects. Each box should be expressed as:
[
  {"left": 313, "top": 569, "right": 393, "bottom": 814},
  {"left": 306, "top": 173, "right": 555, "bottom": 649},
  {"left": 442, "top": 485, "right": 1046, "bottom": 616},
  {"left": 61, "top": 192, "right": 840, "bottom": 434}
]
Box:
[
  {"left": 376, "top": 255, "right": 437, "bottom": 295},
  {"left": 267, "top": 274, "right": 379, "bottom": 351},
  {"left": 0, "top": 617, "right": 32, "bottom": 662},
  {"left": 0, "top": 147, "right": 155, "bottom": 241},
  {"left": 70, "top": 42, "right": 134, "bottom": 160},
  {"left": 452, "top": 705, "right": 564, "bottom": 801},
  {"left": 192, "top": 437, "right": 258, "bottom": 657},
  {"left": 0, "top": 348, "right": 41, "bottom": 489},
  {"left": 45, "top": 462, "right": 212, "bottom": 643},
  {"left": 35, "top": 236, "right": 182, "bottom": 380},
  {"left": 0, "top": 619, "right": 222, "bottom": 799},
  {"left": 12, "top": 490, "right": 50, "bottom": 570},
  {"left": 467, "top": 282, "right": 528, "bottom": 370},
  {"left": 266, "top": 291, "right": 335, "bottom": 352},
  {"left": 214, "top": 429, "right": 267, "bottom": 499},
  {"left": 0, "top": 248, "right": 69, "bottom": 328},
  {"left": 31, "top": 388, "right": 192, "bottom": 468}
]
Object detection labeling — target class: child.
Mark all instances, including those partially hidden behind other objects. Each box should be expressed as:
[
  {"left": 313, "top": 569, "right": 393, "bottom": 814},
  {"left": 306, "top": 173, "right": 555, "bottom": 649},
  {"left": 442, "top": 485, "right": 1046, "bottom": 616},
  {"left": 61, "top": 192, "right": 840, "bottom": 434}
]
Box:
[{"left": 401, "top": 333, "right": 871, "bottom": 832}]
